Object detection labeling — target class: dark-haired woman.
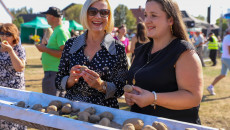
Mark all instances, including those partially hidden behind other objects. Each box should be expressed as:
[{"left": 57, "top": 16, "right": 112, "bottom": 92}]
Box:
[
  {"left": 130, "top": 22, "right": 149, "bottom": 60},
  {"left": 125, "top": 0, "right": 203, "bottom": 124}
]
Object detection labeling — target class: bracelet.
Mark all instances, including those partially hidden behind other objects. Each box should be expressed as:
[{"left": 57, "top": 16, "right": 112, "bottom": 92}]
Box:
[
  {"left": 98, "top": 81, "right": 107, "bottom": 92},
  {"left": 151, "top": 91, "right": 157, "bottom": 109}
]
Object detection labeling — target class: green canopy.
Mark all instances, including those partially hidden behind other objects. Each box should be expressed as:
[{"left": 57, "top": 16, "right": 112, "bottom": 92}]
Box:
[
  {"left": 20, "top": 17, "right": 51, "bottom": 43},
  {"left": 69, "top": 20, "right": 84, "bottom": 30},
  {"left": 21, "top": 17, "right": 51, "bottom": 29}
]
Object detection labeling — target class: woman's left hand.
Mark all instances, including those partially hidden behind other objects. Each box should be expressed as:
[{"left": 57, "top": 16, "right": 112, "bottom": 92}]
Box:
[
  {"left": 125, "top": 86, "right": 155, "bottom": 108},
  {"left": 81, "top": 69, "right": 103, "bottom": 90},
  {"left": 1, "top": 41, "right": 13, "bottom": 52}
]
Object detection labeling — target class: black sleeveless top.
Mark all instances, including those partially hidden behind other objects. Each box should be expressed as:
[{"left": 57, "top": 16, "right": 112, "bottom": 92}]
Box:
[{"left": 128, "top": 38, "right": 201, "bottom": 124}]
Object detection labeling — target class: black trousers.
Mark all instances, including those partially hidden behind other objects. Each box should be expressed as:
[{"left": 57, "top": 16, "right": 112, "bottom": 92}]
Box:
[{"left": 209, "top": 50, "right": 217, "bottom": 65}]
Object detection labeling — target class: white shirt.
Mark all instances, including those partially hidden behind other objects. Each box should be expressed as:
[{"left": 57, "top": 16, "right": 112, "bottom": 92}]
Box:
[{"left": 222, "top": 34, "right": 230, "bottom": 59}]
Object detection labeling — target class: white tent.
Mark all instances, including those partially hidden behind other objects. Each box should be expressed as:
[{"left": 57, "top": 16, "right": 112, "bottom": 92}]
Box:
[{"left": 0, "top": 0, "right": 13, "bottom": 23}]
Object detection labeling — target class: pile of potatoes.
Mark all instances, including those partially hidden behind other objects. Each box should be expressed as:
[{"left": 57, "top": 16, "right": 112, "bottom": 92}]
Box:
[
  {"left": 122, "top": 118, "right": 168, "bottom": 130},
  {"left": 15, "top": 100, "right": 121, "bottom": 128},
  {"left": 15, "top": 101, "right": 197, "bottom": 130}
]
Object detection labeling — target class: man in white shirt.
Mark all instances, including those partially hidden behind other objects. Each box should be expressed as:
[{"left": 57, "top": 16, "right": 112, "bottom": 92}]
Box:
[
  {"left": 194, "top": 31, "right": 205, "bottom": 67},
  {"left": 207, "top": 27, "right": 230, "bottom": 95}
]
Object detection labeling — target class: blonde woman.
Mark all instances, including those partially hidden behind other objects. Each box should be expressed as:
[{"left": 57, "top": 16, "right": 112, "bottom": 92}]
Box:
[{"left": 55, "top": 0, "right": 128, "bottom": 108}]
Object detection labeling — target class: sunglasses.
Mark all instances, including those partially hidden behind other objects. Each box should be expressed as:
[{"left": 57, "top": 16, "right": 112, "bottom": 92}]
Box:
[
  {"left": 88, "top": 7, "right": 110, "bottom": 18},
  {"left": 0, "top": 32, "right": 13, "bottom": 37}
]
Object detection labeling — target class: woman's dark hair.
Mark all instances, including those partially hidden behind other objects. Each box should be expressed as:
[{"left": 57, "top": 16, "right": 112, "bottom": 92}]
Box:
[
  {"left": 136, "top": 22, "right": 148, "bottom": 42},
  {"left": 0, "top": 23, "right": 20, "bottom": 44},
  {"left": 146, "top": 0, "right": 190, "bottom": 42}
]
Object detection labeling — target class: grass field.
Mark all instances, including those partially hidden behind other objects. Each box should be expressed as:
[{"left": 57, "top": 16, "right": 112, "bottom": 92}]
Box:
[{"left": 23, "top": 44, "right": 230, "bottom": 129}]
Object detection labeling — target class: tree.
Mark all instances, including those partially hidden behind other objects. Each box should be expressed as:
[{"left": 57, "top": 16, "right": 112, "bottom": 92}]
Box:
[
  {"left": 216, "top": 17, "right": 228, "bottom": 38},
  {"left": 195, "top": 15, "right": 205, "bottom": 21},
  {"left": 10, "top": 7, "right": 33, "bottom": 30},
  {"left": 64, "top": 4, "right": 83, "bottom": 23},
  {"left": 114, "top": 4, "right": 136, "bottom": 30}
]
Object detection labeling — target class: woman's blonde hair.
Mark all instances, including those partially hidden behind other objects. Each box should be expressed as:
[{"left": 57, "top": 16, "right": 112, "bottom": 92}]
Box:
[
  {"left": 0, "top": 23, "right": 20, "bottom": 44},
  {"left": 80, "top": 0, "right": 114, "bottom": 33},
  {"left": 146, "top": 0, "right": 190, "bottom": 42}
]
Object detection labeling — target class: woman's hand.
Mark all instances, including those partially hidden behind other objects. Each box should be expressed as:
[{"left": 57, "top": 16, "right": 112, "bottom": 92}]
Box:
[
  {"left": 1, "top": 41, "right": 13, "bottom": 53},
  {"left": 81, "top": 69, "right": 103, "bottom": 91},
  {"left": 125, "top": 86, "right": 155, "bottom": 108},
  {"left": 67, "top": 65, "right": 82, "bottom": 88}
]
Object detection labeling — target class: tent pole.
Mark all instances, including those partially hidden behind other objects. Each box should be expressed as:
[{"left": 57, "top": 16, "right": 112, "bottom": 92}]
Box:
[{"left": 35, "top": 28, "right": 37, "bottom": 35}]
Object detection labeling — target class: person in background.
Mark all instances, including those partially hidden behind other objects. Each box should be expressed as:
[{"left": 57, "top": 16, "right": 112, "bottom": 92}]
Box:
[
  {"left": 35, "top": 7, "right": 70, "bottom": 97},
  {"left": 194, "top": 30, "right": 205, "bottom": 67},
  {"left": 0, "top": 23, "right": 26, "bottom": 129},
  {"left": 55, "top": 0, "right": 128, "bottom": 108},
  {"left": 114, "top": 24, "right": 131, "bottom": 66},
  {"left": 125, "top": 0, "right": 203, "bottom": 124},
  {"left": 114, "top": 24, "right": 130, "bottom": 53},
  {"left": 41, "top": 27, "right": 53, "bottom": 45},
  {"left": 207, "top": 27, "right": 230, "bottom": 95},
  {"left": 207, "top": 32, "right": 219, "bottom": 66},
  {"left": 130, "top": 22, "right": 149, "bottom": 60}
]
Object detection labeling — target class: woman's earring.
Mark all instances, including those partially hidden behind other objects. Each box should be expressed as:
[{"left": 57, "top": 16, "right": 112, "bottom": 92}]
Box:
[{"left": 171, "top": 25, "right": 173, "bottom": 35}]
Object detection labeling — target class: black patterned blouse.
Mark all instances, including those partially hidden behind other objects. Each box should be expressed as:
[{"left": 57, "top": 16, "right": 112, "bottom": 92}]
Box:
[{"left": 55, "top": 31, "right": 128, "bottom": 108}]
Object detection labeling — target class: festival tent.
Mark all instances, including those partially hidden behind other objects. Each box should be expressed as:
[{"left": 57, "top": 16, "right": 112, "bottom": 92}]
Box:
[
  {"left": 68, "top": 20, "right": 84, "bottom": 30},
  {"left": 20, "top": 17, "right": 50, "bottom": 43}
]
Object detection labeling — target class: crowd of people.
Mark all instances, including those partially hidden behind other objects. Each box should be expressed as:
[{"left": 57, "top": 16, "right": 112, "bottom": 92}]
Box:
[{"left": 0, "top": 0, "right": 230, "bottom": 129}]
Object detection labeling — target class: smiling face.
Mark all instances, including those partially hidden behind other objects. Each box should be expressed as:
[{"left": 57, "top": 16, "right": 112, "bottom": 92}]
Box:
[
  {"left": 87, "top": 1, "right": 109, "bottom": 33},
  {"left": 118, "top": 26, "right": 127, "bottom": 36},
  {"left": 144, "top": 1, "right": 173, "bottom": 39}
]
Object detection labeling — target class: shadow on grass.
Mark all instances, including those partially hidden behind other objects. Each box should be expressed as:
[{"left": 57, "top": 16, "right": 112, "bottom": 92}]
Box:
[
  {"left": 26, "top": 79, "right": 41, "bottom": 81},
  {"left": 202, "top": 95, "right": 230, "bottom": 102},
  {"left": 26, "top": 65, "right": 42, "bottom": 68}
]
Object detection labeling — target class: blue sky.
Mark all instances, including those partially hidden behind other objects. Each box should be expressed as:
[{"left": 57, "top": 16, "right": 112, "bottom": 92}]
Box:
[{"left": 3, "top": 0, "right": 230, "bottom": 24}]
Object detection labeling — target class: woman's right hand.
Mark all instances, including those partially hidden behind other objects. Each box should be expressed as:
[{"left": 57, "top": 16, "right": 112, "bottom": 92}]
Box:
[{"left": 66, "top": 65, "right": 82, "bottom": 88}]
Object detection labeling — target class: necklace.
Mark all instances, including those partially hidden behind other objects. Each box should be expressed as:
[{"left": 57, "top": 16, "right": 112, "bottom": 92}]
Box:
[
  {"left": 132, "top": 49, "right": 162, "bottom": 85},
  {"left": 132, "top": 38, "right": 175, "bottom": 85}
]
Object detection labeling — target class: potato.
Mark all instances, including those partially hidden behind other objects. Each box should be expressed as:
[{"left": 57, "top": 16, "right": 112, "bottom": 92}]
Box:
[
  {"left": 123, "top": 118, "right": 144, "bottom": 130},
  {"left": 32, "top": 104, "right": 42, "bottom": 110},
  {"left": 16, "top": 101, "right": 25, "bottom": 108},
  {"left": 48, "top": 110, "right": 59, "bottom": 115},
  {"left": 143, "top": 125, "right": 157, "bottom": 130},
  {"left": 152, "top": 121, "right": 168, "bottom": 130},
  {"left": 78, "top": 111, "right": 90, "bottom": 117},
  {"left": 99, "top": 111, "right": 114, "bottom": 121},
  {"left": 124, "top": 85, "right": 133, "bottom": 93},
  {"left": 78, "top": 113, "right": 90, "bottom": 122},
  {"left": 99, "top": 117, "right": 110, "bottom": 126},
  {"left": 89, "top": 115, "right": 100, "bottom": 123},
  {"left": 47, "top": 105, "right": 57, "bottom": 112},
  {"left": 72, "top": 107, "right": 80, "bottom": 113},
  {"left": 84, "top": 107, "right": 96, "bottom": 115},
  {"left": 122, "top": 123, "right": 135, "bottom": 130},
  {"left": 63, "top": 103, "right": 71, "bottom": 108},
  {"left": 37, "top": 108, "right": 46, "bottom": 113},
  {"left": 49, "top": 100, "right": 62, "bottom": 109},
  {"left": 80, "top": 66, "right": 88, "bottom": 73},
  {"left": 61, "top": 105, "right": 72, "bottom": 114},
  {"left": 124, "top": 85, "right": 139, "bottom": 94}
]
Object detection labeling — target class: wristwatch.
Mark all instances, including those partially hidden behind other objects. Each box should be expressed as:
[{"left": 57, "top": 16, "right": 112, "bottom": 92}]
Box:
[{"left": 98, "top": 81, "right": 107, "bottom": 92}]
